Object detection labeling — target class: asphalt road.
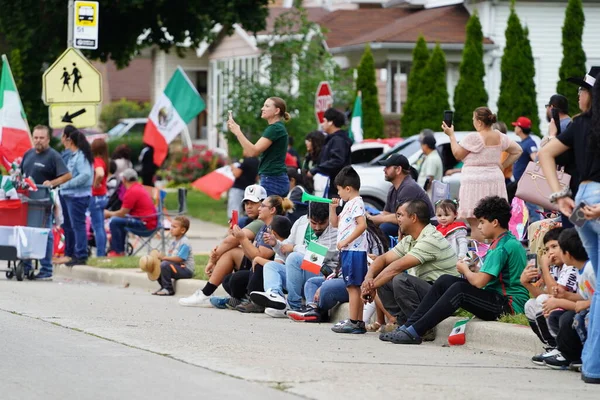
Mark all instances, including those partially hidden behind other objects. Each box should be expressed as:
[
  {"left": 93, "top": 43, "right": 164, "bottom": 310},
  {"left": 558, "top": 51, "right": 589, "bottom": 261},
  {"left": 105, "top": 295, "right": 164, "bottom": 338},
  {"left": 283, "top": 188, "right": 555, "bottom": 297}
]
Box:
[{"left": 0, "top": 276, "right": 598, "bottom": 399}]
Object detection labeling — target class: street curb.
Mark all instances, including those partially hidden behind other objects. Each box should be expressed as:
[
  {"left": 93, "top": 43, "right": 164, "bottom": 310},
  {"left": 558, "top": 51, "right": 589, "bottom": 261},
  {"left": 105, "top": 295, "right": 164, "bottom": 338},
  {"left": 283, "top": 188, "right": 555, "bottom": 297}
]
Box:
[{"left": 56, "top": 265, "right": 541, "bottom": 356}]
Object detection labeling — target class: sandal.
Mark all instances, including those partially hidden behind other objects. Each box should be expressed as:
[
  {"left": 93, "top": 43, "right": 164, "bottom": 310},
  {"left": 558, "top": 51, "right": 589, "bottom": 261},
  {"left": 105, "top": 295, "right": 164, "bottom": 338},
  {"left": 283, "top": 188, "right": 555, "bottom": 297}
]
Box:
[
  {"left": 152, "top": 288, "right": 174, "bottom": 296},
  {"left": 379, "top": 323, "right": 399, "bottom": 333},
  {"left": 366, "top": 321, "right": 382, "bottom": 332}
]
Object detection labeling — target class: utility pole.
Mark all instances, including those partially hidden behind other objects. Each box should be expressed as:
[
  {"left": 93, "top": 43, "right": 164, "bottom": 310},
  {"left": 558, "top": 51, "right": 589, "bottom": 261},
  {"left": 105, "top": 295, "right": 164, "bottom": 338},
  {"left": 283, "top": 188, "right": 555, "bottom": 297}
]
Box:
[{"left": 67, "top": 0, "right": 74, "bottom": 47}]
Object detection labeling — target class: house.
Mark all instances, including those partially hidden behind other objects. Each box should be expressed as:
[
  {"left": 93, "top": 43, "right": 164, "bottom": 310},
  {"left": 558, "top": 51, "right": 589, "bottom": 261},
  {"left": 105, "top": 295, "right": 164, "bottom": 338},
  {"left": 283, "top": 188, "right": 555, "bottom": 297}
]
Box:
[{"left": 150, "top": 0, "right": 600, "bottom": 150}]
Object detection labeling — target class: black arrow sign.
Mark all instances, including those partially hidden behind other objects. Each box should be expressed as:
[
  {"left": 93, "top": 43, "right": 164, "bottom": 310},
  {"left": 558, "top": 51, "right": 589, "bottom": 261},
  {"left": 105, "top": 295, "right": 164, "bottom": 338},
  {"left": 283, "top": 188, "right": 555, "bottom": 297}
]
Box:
[{"left": 62, "top": 108, "right": 87, "bottom": 123}]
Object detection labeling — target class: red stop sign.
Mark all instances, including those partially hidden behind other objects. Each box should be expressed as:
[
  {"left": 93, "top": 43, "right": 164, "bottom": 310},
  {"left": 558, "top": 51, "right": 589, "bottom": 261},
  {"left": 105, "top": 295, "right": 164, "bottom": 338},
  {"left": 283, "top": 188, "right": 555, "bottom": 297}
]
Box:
[{"left": 315, "top": 81, "right": 333, "bottom": 125}]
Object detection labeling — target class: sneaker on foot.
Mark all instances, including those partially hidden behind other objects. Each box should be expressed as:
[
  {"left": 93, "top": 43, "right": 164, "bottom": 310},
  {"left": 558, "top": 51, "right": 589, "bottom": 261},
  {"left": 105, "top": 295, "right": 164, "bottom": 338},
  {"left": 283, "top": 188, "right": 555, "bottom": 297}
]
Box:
[
  {"left": 225, "top": 297, "right": 245, "bottom": 310},
  {"left": 544, "top": 353, "right": 570, "bottom": 370},
  {"left": 65, "top": 258, "right": 87, "bottom": 267},
  {"left": 34, "top": 275, "right": 53, "bottom": 282},
  {"left": 178, "top": 290, "right": 212, "bottom": 307},
  {"left": 422, "top": 328, "right": 436, "bottom": 342},
  {"left": 287, "top": 306, "right": 322, "bottom": 323},
  {"left": 235, "top": 301, "right": 264, "bottom": 313},
  {"left": 265, "top": 307, "right": 288, "bottom": 318},
  {"left": 569, "top": 360, "right": 582, "bottom": 372},
  {"left": 250, "top": 290, "right": 286, "bottom": 310},
  {"left": 331, "top": 320, "right": 366, "bottom": 334},
  {"left": 107, "top": 251, "right": 124, "bottom": 258},
  {"left": 209, "top": 296, "right": 231, "bottom": 309},
  {"left": 532, "top": 348, "right": 560, "bottom": 366}
]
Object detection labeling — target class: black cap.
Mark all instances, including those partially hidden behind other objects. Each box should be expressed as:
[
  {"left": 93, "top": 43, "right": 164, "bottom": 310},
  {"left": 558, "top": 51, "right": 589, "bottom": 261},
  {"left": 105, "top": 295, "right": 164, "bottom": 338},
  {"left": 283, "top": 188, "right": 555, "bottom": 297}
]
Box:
[
  {"left": 567, "top": 66, "right": 600, "bottom": 90},
  {"left": 546, "top": 94, "right": 569, "bottom": 114},
  {"left": 377, "top": 153, "right": 410, "bottom": 170},
  {"left": 420, "top": 134, "right": 436, "bottom": 149}
]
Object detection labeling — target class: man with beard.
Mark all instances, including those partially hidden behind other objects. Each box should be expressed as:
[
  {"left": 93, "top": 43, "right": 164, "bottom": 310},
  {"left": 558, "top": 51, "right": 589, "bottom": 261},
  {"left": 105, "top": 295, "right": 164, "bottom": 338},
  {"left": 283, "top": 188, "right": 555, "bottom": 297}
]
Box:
[{"left": 367, "top": 154, "right": 434, "bottom": 238}]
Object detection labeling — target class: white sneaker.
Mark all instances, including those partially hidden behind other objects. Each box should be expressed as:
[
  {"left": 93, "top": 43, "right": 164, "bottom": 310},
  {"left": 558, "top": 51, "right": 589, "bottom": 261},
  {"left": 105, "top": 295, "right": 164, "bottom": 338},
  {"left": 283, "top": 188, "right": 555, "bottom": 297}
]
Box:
[
  {"left": 178, "top": 289, "right": 212, "bottom": 307},
  {"left": 531, "top": 348, "right": 560, "bottom": 365},
  {"left": 250, "top": 290, "right": 287, "bottom": 310},
  {"left": 265, "top": 307, "right": 288, "bottom": 318}
]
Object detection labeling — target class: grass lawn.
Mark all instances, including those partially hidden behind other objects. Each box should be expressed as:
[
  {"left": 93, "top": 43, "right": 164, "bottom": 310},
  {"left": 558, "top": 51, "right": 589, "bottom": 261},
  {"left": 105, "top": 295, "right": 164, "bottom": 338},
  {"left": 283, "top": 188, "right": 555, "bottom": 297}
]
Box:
[
  {"left": 87, "top": 254, "right": 210, "bottom": 280},
  {"left": 165, "top": 189, "right": 228, "bottom": 227},
  {"left": 454, "top": 308, "right": 528, "bottom": 326}
]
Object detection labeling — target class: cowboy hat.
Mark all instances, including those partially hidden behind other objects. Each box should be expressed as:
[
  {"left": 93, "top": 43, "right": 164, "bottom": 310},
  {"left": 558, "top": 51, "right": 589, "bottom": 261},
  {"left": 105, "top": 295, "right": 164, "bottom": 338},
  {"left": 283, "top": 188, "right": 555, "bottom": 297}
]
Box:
[
  {"left": 139, "top": 249, "right": 161, "bottom": 281},
  {"left": 567, "top": 66, "right": 600, "bottom": 90}
]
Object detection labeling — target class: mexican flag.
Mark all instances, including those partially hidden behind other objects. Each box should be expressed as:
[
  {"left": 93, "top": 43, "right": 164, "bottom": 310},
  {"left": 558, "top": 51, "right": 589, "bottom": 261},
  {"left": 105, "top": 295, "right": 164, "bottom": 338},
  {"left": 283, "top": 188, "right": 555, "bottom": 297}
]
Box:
[
  {"left": 348, "top": 91, "right": 363, "bottom": 143},
  {"left": 0, "top": 55, "right": 32, "bottom": 163},
  {"left": 143, "top": 67, "right": 205, "bottom": 166},
  {"left": 301, "top": 241, "right": 328, "bottom": 275},
  {"left": 191, "top": 165, "right": 235, "bottom": 200},
  {"left": 448, "top": 318, "right": 469, "bottom": 346}
]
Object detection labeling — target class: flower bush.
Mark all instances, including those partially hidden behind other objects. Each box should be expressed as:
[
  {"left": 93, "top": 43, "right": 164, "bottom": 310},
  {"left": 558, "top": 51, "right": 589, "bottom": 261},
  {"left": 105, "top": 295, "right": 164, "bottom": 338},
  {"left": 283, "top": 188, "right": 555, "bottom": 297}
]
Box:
[{"left": 159, "top": 144, "right": 227, "bottom": 184}]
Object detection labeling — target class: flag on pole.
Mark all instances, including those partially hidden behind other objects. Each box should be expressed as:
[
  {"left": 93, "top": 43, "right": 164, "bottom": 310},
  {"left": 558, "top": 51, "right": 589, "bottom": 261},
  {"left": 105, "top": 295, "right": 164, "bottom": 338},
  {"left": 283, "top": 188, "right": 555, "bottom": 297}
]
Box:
[
  {"left": 348, "top": 91, "right": 363, "bottom": 143},
  {"left": 191, "top": 165, "right": 235, "bottom": 200},
  {"left": 301, "top": 241, "right": 329, "bottom": 274},
  {"left": 143, "top": 67, "right": 205, "bottom": 166},
  {"left": 0, "top": 55, "right": 32, "bottom": 163}
]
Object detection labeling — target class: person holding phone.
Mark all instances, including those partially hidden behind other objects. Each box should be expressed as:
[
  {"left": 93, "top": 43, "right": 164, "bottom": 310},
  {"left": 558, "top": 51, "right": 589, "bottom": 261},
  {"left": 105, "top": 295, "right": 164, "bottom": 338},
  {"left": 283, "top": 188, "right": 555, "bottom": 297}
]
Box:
[
  {"left": 538, "top": 66, "right": 600, "bottom": 384},
  {"left": 545, "top": 94, "right": 571, "bottom": 136},
  {"left": 227, "top": 98, "right": 291, "bottom": 197}
]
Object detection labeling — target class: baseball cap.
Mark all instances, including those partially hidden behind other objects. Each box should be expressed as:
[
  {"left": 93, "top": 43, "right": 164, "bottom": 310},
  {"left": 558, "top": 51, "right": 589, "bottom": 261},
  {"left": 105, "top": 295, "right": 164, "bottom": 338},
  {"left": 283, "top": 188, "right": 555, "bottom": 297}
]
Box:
[
  {"left": 120, "top": 168, "right": 138, "bottom": 182},
  {"left": 243, "top": 184, "right": 267, "bottom": 203},
  {"left": 511, "top": 117, "right": 532, "bottom": 129},
  {"left": 545, "top": 94, "right": 569, "bottom": 114},
  {"left": 377, "top": 153, "right": 410, "bottom": 170},
  {"left": 420, "top": 134, "right": 436, "bottom": 149}
]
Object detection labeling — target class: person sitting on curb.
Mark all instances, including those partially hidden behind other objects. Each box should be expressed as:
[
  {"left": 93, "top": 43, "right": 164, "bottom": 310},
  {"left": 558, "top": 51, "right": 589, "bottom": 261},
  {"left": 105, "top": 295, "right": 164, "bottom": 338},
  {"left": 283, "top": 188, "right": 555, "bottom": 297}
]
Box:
[
  {"left": 104, "top": 169, "right": 158, "bottom": 257},
  {"left": 367, "top": 154, "right": 434, "bottom": 238},
  {"left": 248, "top": 202, "right": 338, "bottom": 317},
  {"left": 151, "top": 216, "right": 195, "bottom": 296},
  {"left": 361, "top": 199, "right": 458, "bottom": 341},
  {"left": 182, "top": 185, "right": 267, "bottom": 305},
  {"left": 382, "top": 196, "right": 529, "bottom": 345}
]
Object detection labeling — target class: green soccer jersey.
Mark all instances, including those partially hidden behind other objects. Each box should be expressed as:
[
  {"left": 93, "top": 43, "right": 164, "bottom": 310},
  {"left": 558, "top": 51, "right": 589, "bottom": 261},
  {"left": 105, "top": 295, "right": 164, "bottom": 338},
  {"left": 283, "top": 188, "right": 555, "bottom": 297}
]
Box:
[{"left": 258, "top": 121, "right": 288, "bottom": 176}]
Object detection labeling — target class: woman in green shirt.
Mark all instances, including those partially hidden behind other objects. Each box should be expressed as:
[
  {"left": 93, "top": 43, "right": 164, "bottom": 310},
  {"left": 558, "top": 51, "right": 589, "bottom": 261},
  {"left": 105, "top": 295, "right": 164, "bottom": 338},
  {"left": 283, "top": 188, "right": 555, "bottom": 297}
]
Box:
[{"left": 228, "top": 97, "right": 290, "bottom": 196}]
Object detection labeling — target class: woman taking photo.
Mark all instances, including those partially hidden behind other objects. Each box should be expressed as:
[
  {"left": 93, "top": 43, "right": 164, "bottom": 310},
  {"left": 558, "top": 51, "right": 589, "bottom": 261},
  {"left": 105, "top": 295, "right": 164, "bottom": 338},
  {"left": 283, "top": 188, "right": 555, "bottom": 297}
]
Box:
[
  {"left": 227, "top": 97, "right": 290, "bottom": 197},
  {"left": 60, "top": 130, "right": 94, "bottom": 266},
  {"left": 538, "top": 67, "right": 600, "bottom": 384},
  {"left": 89, "top": 138, "right": 109, "bottom": 257},
  {"left": 442, "top": 107, "right": 522, "bottom": 242}
]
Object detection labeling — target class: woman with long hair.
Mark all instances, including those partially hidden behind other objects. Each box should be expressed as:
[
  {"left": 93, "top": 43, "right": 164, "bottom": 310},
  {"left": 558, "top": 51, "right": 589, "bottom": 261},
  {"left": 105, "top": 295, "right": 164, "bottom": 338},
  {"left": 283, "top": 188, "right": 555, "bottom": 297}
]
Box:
[
  {"left": 303, "top": 130, "right": 325, "bottom": 172},
  {"left": 539, "top": 67, "right": 600, "bottom": 383},
  {"left": 59, "top": 130, "right": 93, "bottom": 266},
  {"left": 89, "top": 138, "right": 109, "bottom": 256},
  {"left": 442, "top": 107, "right": 522, "bottom": 242},
  {"left": 227, "top": 97, "right": 291, "bottom": 197}
]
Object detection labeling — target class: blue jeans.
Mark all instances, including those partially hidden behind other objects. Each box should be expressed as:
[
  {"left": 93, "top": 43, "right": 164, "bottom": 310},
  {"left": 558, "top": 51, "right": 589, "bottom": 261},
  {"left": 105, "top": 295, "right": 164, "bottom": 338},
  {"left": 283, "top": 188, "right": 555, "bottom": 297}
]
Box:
[
  {"left": 260, "top": 174, "right": 289, "bottom": 197},
  {"left": 63, "top": 195, "right": 91, "bottom": 260},
  {"left": 89, "top": 195, "right": 108, "bottom": 257},
  {"left": 380, "top": 222, "right": 399, "bottom": 238},
  {"left": 24, "top": 219, "right": 54, "bottom": 278},
  {"left": 59, "top": 194, "right": 73, "bottom": 258},
  {"left": 305, "top": 276, "right": 349, "bottom": 313},
  {"left": 263, "top": 252, "right": 317, "bottom": 310},
  {"left": 109, "top": 217, "right": 151, "bottom": 254},
  {"left": 574, "top": 182, "right": 600, "bottom": 378}
]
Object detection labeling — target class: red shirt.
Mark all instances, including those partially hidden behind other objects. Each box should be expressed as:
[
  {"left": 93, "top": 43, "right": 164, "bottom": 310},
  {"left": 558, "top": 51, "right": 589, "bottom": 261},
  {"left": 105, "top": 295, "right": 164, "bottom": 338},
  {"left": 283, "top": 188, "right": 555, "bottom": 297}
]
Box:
[
  {"left": 122, "top": 183, "right": 158, "bottom": 230},
  {"left": 92, "top": 157, "right": 108, "bottom": 196}
]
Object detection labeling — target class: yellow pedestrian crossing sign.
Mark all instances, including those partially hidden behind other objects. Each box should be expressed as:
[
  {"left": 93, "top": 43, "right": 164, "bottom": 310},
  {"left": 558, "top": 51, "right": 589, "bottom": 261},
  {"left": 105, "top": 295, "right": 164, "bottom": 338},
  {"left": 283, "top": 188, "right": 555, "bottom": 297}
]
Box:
[{"left": 42, "top": 47, "right": 102, "bottom": 105}]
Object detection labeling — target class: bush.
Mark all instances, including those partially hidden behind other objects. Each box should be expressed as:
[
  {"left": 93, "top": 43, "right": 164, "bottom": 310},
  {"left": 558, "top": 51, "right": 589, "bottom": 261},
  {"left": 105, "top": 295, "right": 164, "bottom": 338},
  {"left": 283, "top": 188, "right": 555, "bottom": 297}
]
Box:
[
  {"left": 158, "top": 144, "right": 227, "bottom": 184},
  {"left": 99, "top": 99, "right": 151, "bottom": 131}
]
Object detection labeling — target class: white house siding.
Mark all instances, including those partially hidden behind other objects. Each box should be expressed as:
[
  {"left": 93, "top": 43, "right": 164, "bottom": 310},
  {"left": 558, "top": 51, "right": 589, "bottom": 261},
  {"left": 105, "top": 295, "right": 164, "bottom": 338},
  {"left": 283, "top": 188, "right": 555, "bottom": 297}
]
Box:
[{"left": 469, "top": 1, "right": 600, "bottom": 133}]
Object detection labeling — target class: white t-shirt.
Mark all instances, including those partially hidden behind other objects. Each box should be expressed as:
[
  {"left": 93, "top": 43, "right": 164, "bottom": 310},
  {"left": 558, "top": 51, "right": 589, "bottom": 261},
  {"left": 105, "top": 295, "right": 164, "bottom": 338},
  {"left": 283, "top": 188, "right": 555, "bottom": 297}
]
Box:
[
  {"left": 337, "top": 196, "right": 368, "bottom": 252},
  {"left": 549, "top": 264, "right": 579, "bottom": 293},
  {"left": 577, "top": 261, "right": 596, "bottom": 300}
]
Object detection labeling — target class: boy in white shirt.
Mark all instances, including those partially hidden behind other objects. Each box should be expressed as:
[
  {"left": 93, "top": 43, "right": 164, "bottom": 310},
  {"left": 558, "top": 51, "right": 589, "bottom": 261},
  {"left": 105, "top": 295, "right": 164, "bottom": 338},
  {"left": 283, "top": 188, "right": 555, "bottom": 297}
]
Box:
[{"left": 329, "top": 166, "right": 368, "bottom": 334}]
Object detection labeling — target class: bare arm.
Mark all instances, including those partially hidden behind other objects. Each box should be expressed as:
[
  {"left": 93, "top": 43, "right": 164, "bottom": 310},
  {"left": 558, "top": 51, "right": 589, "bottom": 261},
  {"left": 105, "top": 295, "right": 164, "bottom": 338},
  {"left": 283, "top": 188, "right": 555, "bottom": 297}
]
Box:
[
  {"left": 365, "top": 250, "right": 400, "bottom": 281},
  {"left": 501, "top": 140, "right": 523, "bottom": 169},
  {"left": 231, "top": 164, "right": 243, "bottom": 179},
  {"left": 214, "top": 228, "right": 256, "bottom": 259},
  {"left": 448, "top": 133, "right": 469, "bottom": 161},
  {"left": 238, "top": 235, "right": 274, "bottom": 260},
  {"left": 329, "top": 200, "right": 339, "bottom": 228},
  {"left": 93, "top": 166, "right": 104, "bottom": 187},
  {"left": 457, "top": 261, "right": 493, "bottom": 288},
  {"left": 538, "top": 139, "right": 570, "bottom": 193},
  {"left": 368, "top": 211, "right": 397, "bottom": 225},
  {"left": 373, "top": 254, "right": 421, "bottom": 288},
  {"left": 48, "top": 172, "right": 72, "bottom": 188},
  {"left": 105, "top": 207, "right": 131, "bottom": 218},
  {"left": 339, "top": 216, "right": 367, "bottom": 250}
]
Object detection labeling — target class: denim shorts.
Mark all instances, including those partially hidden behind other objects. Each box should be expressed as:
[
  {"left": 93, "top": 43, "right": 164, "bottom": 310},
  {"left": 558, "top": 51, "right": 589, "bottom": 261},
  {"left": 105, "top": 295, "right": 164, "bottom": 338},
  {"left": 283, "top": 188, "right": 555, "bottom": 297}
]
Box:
[{"left": 341, "top": 250, "right": 368, "bottom": 287}]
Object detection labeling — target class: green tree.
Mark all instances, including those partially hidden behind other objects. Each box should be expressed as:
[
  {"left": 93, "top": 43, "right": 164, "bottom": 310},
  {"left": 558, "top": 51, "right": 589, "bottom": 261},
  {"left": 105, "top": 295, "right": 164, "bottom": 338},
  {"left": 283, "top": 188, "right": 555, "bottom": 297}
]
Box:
[
  {"left": 0, "top": 0, "right": 270, "bottom": 126},
  {"left": 355, "top": 44, "right": 384, "bottom": 139},
  {"left": 401, "top": 36, "right": 429, "bottom": 137},
  {"left": 225, "top": 6, "right": 353, "bottom": 159},
  {"left": 453, "top": 11, "right": 488, "bottom": 131},
  {"left": 99, "top": 99, "right": 151, "bottom": 130},
  {"left": 497, "top": 2, "right": 540, "bottom": 134},
  {"left": 412, "top": 43, "right": 449, "bottom": 133},
  {"left": 557, "top": 0, "right": 586, "bottom": 115}
]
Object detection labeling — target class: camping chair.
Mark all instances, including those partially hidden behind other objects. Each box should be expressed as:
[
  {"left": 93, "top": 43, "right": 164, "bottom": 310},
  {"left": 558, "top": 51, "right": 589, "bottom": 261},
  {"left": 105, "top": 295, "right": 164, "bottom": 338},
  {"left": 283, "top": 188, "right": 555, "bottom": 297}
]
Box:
[
  {"left": 431, "top": 180, "right": 450, "bottom": 205},
  {"left": 126, "top": 186, "right": 168, "bottom": 256}
]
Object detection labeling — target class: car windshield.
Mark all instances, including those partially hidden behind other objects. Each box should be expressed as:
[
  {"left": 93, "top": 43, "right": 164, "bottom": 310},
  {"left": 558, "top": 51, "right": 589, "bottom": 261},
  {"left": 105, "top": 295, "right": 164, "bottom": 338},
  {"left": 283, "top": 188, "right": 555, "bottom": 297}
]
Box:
[
  {"left": 369, "top": 139, "right": 420, "bottom": 165},
  {"left": 107, "top": 122, "right": 127, "bottom": 137}
]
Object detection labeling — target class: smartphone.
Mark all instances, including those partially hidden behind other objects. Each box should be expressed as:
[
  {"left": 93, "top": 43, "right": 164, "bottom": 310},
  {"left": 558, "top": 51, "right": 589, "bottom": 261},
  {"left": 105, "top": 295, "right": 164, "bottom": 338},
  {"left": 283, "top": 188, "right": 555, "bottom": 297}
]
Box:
[
  {"left": 443, "top": 110, "right": 454, "bottom": 127},
  {"left": 230, "top": 210, "right": 238, "bottom": 228},
  {"left": 552, "top": 108, "right": 561, "bottom": 134},
  {"left": 527, "top": 253, "right": 540, "bottom": 283},
  {"left": 570, "top": 202, "right": 588, "bottom": 227}
]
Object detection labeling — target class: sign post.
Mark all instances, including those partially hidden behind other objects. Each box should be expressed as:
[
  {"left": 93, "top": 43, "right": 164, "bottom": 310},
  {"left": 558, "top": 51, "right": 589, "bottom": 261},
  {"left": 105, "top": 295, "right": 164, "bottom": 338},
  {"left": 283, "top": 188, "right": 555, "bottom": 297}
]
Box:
[
  {"left": 73, "top": 1, "right": 99, "bottom": 50},
  {"left": 314, "top": 81, "right": 333, "bottom": 127}
]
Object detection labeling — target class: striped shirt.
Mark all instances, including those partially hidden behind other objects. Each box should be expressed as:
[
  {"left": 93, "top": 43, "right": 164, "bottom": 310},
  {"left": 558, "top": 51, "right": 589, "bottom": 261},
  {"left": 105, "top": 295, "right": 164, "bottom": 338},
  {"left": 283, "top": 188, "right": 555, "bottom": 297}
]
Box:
[{"left": 392, "top": 224, "right": 458, "bottom": 282}]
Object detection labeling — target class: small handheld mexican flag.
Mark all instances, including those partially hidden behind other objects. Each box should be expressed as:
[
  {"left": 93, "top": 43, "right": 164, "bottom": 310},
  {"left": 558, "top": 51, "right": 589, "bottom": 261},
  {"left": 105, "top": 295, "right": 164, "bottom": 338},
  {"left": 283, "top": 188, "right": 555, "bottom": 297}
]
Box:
[
  {"left": 448, "top": 319, "right": 469, "bottom": 346},
  {"left": 301, "top": 241, "right": 328, "bottom": 274}
]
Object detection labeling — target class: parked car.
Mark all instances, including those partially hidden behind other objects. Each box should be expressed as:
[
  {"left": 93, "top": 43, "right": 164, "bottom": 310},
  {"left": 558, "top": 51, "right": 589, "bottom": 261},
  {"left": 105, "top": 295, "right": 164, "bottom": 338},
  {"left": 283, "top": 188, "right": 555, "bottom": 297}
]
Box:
[
  {"left": 52, "top": 128, "right": 107, "bottom": 144},
  {"left": 354, "top": 131, "right": 540, "bottom": 210},
  {"left": 106, "top": 118, "right": 148, "bottom": 140},
  {"left": 350, "top": 138, "right": 403, "bottom": 165}
]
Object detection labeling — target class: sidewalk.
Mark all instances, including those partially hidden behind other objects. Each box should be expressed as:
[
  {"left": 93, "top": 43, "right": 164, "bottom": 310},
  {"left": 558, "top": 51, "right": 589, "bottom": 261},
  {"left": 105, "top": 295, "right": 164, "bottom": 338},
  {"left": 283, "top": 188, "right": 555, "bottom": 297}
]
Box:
[{"left": 54, "top": 264, "right": 542, "bottom": 357}]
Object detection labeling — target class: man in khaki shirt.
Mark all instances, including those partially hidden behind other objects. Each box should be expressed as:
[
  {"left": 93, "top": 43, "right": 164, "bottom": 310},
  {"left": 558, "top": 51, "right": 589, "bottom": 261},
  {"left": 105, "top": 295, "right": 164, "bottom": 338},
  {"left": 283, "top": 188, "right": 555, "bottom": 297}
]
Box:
[{"left": 361, "top": 199, "right": 457, "bottom": 340}]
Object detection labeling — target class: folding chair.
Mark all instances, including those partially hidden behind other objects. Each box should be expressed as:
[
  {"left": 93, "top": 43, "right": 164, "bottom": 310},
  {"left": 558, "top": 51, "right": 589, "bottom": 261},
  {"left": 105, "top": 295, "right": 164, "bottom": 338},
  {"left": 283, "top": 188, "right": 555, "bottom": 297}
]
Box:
[
  {"left": 431, "top": 180, "right": 450, "bottom": 205},
  {"left": 126, "top": 186, "right": 168, "bottom": 256}
]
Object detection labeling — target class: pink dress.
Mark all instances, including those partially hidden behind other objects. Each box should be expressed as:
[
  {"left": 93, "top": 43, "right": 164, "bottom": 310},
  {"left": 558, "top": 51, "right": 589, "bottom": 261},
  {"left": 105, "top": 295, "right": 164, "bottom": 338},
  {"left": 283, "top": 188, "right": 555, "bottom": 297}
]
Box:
[{"left": 458, "top": 132, "right": 509, "bottom": 219}]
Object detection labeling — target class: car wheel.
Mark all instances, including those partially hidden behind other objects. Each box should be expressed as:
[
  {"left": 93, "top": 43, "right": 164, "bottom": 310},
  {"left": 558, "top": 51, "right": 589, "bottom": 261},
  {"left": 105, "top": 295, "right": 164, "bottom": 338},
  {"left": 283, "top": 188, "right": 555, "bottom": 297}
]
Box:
[{"left": 362, "top": 196, "right": 385, "bottom": 212}]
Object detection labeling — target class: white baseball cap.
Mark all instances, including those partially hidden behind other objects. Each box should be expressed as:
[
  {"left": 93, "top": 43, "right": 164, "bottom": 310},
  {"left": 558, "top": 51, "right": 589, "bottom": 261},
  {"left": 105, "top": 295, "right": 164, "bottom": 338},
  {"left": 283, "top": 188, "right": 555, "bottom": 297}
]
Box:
[{"left": 243, "top": 185, "right": 267, "bottom": 203}]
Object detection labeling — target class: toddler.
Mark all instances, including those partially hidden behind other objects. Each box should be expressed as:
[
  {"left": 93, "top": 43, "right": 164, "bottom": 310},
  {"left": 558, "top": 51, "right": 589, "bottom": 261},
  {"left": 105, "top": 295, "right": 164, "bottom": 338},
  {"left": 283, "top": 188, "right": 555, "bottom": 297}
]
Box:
[{"left": 435, "top": 199, "right": 468, "bottom": 259}]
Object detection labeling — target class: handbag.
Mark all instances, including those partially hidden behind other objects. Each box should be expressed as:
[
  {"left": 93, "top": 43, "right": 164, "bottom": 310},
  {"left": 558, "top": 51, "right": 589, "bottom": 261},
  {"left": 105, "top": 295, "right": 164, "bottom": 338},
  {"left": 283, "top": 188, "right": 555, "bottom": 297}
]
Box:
[{"left": 515, "top": 162, "right": 571, "bottom": 211}]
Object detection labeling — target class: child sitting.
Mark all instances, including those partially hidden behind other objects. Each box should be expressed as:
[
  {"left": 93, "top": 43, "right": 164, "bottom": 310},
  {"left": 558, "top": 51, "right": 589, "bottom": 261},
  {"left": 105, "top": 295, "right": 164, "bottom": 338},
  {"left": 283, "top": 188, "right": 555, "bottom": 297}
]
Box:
[
  {"left": 329, "top": 166, "right": 368, "bottom": 334},
  {"left": 435, "top": 199, "right": 468, "bottom": 259},
  {"left": 152, "top": 216, "right": 194, "bottom": 296},
  {"left": 520, "top": 227, "right": 579, "bottom": 364},
  {"left": 252, "top": 215, "right": 293, "bottom": 267}
]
